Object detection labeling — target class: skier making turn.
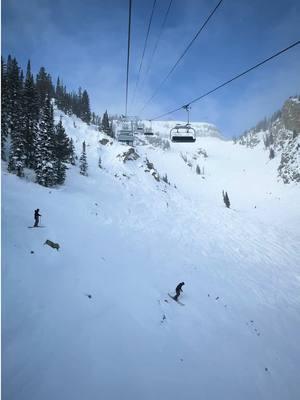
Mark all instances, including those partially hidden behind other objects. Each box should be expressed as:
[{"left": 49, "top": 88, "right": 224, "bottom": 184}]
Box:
[{"left": 174, "top": 282, "right": 185, "bottom": 301}]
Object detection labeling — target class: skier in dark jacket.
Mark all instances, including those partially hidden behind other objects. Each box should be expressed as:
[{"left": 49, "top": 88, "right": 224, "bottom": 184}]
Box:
[
  {"left": 174, "top": 282, "right": 185, "bottom": 301},
  {"left": 34, "top": 209, "right": 41, "bottom": 227}
]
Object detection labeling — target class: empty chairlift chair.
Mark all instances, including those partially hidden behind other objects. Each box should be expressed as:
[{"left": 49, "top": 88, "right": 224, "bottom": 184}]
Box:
[
  {"left": 170, "top": 123, "right": 196, "bottom": 143},
  {"left": 117, "top": 121, "right": 134, "bottom": 145},
  {"left": 144, "top": 120, "right": 154, "bottom": 136},
  {"left": 170, "top": 105, "right": 196, "bottom": 143}
]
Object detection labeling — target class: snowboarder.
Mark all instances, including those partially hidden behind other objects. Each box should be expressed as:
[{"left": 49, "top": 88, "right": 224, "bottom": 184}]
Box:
[
  {"left": 174, "top": 282, "right": 185, "bottom": 301},
  {"left": 34, "top": 209, "right": 41, "bottom": 227}
]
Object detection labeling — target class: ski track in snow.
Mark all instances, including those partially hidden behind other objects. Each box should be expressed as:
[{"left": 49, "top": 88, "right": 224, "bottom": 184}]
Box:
[{"left": 2, "top": 110, "right": 300, "bottom": 400}]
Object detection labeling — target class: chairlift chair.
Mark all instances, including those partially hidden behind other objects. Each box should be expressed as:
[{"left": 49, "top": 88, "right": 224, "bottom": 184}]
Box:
[
  {"left": 170, "top": 123, "right": 196, "bottom": 143},
  {"left": 117, "top": 120, "right": 134, "bottom": 145},
  {"left": 169, "top": 105, "right": 196, "bottom": 143},
  {"left": 144, "top": 120, "right": 154, "bottom": 136},
  {"left": 144, "top": 128, "right": 153, "bottom": 136}
]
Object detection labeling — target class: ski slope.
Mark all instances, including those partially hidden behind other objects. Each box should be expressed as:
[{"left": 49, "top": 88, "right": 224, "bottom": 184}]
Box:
[{"left": 2, "top": 111, "right": 300, "bottom": 400}]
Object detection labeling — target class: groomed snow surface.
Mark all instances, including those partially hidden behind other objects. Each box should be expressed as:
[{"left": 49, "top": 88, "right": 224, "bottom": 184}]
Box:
[{"left": 2, "top": 111, "right": 300, "bottom": 400}]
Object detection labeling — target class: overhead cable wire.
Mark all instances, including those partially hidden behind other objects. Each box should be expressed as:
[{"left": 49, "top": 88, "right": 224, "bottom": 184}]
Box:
[
  {"left": 125, "top": 0, "right": 132, "bottom": 116},
  {"left": 131, "top": 0, "right": 157, "bottom": 109},
  {"left": 137, "top": 0, "right": 174, "bottom": 100},
  {"left": 149, "top": 40, "right": 300, "bottom": 120},
  {"left": 139, "top": 0, "right": 224, "bottom": 114}
]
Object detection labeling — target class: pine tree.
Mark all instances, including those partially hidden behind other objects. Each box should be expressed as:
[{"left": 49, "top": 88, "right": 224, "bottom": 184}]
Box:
[
  {"left": 69, "top": 138, "right": 76, "bottom": 165},
  {"left": 55, "top": 77, "right": 64, "bottom": 110},
  {"left": 81, "top": 90, "right": 91, "bottom": 124},
  {"left": 269, "top": 147, "right": 275, "bottom": 160},
  {"left": 7, "top": 58, "right": 26, "bottom": 177},
  {"left": 292, "top": 130, "right": 298, "bottom": 140},
  {"left": 222, "top": 190, "right": 230, "bottom": 208},
  {"left": 102, "top": 110, "right": 110, "bottom": 135},
  {"left": 35, "top": 96, "right": 57, "bottom": 186},
  {"left": 22, "top": 60, "right": 39, "bottom": 168},
  {"left": 53, "top": 119, "right": 70, "bottom": 184},
  {"left": 98, "top": 155, "right": 102, "bottom": 168},
  {"left": 79, "top": 141, "right": 88, "bottom": 176},
  {"left": 36, "top": 67, "right": 54, "bottom": 108},
  {"left": 196, "top": 165, "right": 201, "bottom": 175},
  {"left": 1, "top": 57, "right": 9, "bottom": 160}
]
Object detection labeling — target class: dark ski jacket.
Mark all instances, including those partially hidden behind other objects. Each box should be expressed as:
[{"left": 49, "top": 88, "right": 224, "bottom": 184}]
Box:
[
  {"left": 34, "top": 210, "right": 41, "bottom": 219},
  {"left": 176, "top": 282, "right": 185, "bottom": 294}
]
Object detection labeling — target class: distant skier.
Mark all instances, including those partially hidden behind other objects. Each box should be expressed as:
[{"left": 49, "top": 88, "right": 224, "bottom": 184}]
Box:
[
  {"left": 174, "top": 282, "right": 185, "bottom": 301},
  {"left": 34, "top": 209, "right": 41, "bottom": 227}
]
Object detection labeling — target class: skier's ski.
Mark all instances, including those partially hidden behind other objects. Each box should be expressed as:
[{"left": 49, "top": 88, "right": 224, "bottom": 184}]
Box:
[
  {"left": 168, "top": 293, "right": 185, "bottom": 306},
  {"left": 28, "top": 226, "right": 45, "bottom": 228}
]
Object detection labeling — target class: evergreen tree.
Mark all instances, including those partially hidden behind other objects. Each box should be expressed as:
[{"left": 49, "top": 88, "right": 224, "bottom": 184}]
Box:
[
  {"left": 79, "top": 141, "right": 88, "bottom": 176},
  {"left": 1, "top": 57, "right": 9, "bottom": 160},
  {"left": 102, "top": 110, "right": 110, "bottom": 135},
  {"left": 69, "top": 138, "right": 76, "bottom": 165},
  {"left": 7, "top": 57, "right": 26, "bottom": 176},
  {"left": 98, "top": 155, "right": 102, "bottom": 168},
  {"left": 36, "top": 67, "right": 54, "bottom": 108},
  {"left": 222, "top": 190, "right": 230, "bottom": 208},
  {"left": 196, "top": 165, "right": 201, "bottom": 175},
  {"left": 35, "top": 96, "right": 57, "bottom": 186},
  {"left": 53, "top": 119, "right": 70, "bottom": 184},
  {"left": 269, "top": 147, "right": 275, "bottom": 160},
  {"left": 22, "top": 60, "right": 39, "bottom": 168},
  {"left": 81, "top": 90, "right": 91, "bottom": 124},
  {"left": 292, "top": 130, "right": 298, "bottom": 140},
  {"left": 55, "top": 77, "right": 64, "bottom": 110}
]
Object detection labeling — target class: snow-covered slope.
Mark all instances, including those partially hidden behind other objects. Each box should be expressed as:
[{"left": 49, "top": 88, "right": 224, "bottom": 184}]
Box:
[{"left": 2, "top": 110, "right": 300, "bottom": 400}]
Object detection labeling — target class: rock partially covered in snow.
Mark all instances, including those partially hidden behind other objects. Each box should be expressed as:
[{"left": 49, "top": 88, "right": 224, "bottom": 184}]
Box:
[{"left": 117, "top": 147, "right": 140, "bottom": 163}]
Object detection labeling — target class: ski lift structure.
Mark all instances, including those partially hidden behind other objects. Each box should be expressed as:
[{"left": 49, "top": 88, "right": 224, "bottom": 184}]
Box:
[
  {"left": 117, "top": 118, "right": 134, "bottom": 145},
  {"left": 144, "top": 120, "right": 154, "bottom": 136},
  {"left": 170, "top": 105, "right": 196, "bottom": 143}
]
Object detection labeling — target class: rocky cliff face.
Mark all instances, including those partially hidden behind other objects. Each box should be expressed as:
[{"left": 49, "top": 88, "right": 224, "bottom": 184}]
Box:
[
  {"left": 237, "top": 96, "right": 300, "bottom": 183},
  {"left": 282, "top": 97, "right": 300, "bottom": 133}
]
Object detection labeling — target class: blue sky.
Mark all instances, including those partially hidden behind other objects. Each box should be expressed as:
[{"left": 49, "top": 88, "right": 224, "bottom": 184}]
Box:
[{"left": 2, "top": 0, "right": 300, "bottom": 137}]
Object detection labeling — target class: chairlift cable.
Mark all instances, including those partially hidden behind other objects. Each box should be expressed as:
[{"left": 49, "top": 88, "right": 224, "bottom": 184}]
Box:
[
  {"left": 125, "top": 0, "right": 132, "bottom": 117},
  {"left": 136, "top": 0, "right": 174, "bottom": 104},
  {"left": 150, "top": 40, "right": 300, "bottom": 120},
  {"left": 139, "top": 0, "right": 224, "bottom": 114},
  {"left": 131, "top": 0, "right": 157, "bottom": 110}
]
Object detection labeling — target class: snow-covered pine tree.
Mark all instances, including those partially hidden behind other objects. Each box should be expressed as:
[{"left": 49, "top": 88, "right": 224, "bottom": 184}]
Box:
[
  {"left": 69, "top": 138, "right": 76, "bottom": 165},
  {"left": 269, "top": 147, "right": 275, "bottom": 160},
  {"left": 7, "top": 57, "right": 26, "bottom": 177},
  {"left": 36, "top": 67, "right": 54, "bottom": 108},
  {"left": 22, "top": 60, "right": 39, "bottom": 168},
  {"left": 196, "top": 165, "right": 201, "bottom": 175},
  {"left": 55, "top": 77, "right": 64, "bottom": 111},
  {"left": 1, "top": 57, "right": 9, "bottom": 160},
  {"left": 53, "top": 119, "right": 70, "bottom": 185},
  {"left": 79, "top": 141, "right": 88, "bottom": 176},
  {"left": 34, "top": 96, "right": 57, "bottom": 186},
  {"left": 98, "top": 156, "right": 102, "bottom": 168},
  {"left": 81, "top": 90, "right": 91, "bottom": 124},
  {"left": 102, "top": 110, "right": 111, "bottom": 135}
]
